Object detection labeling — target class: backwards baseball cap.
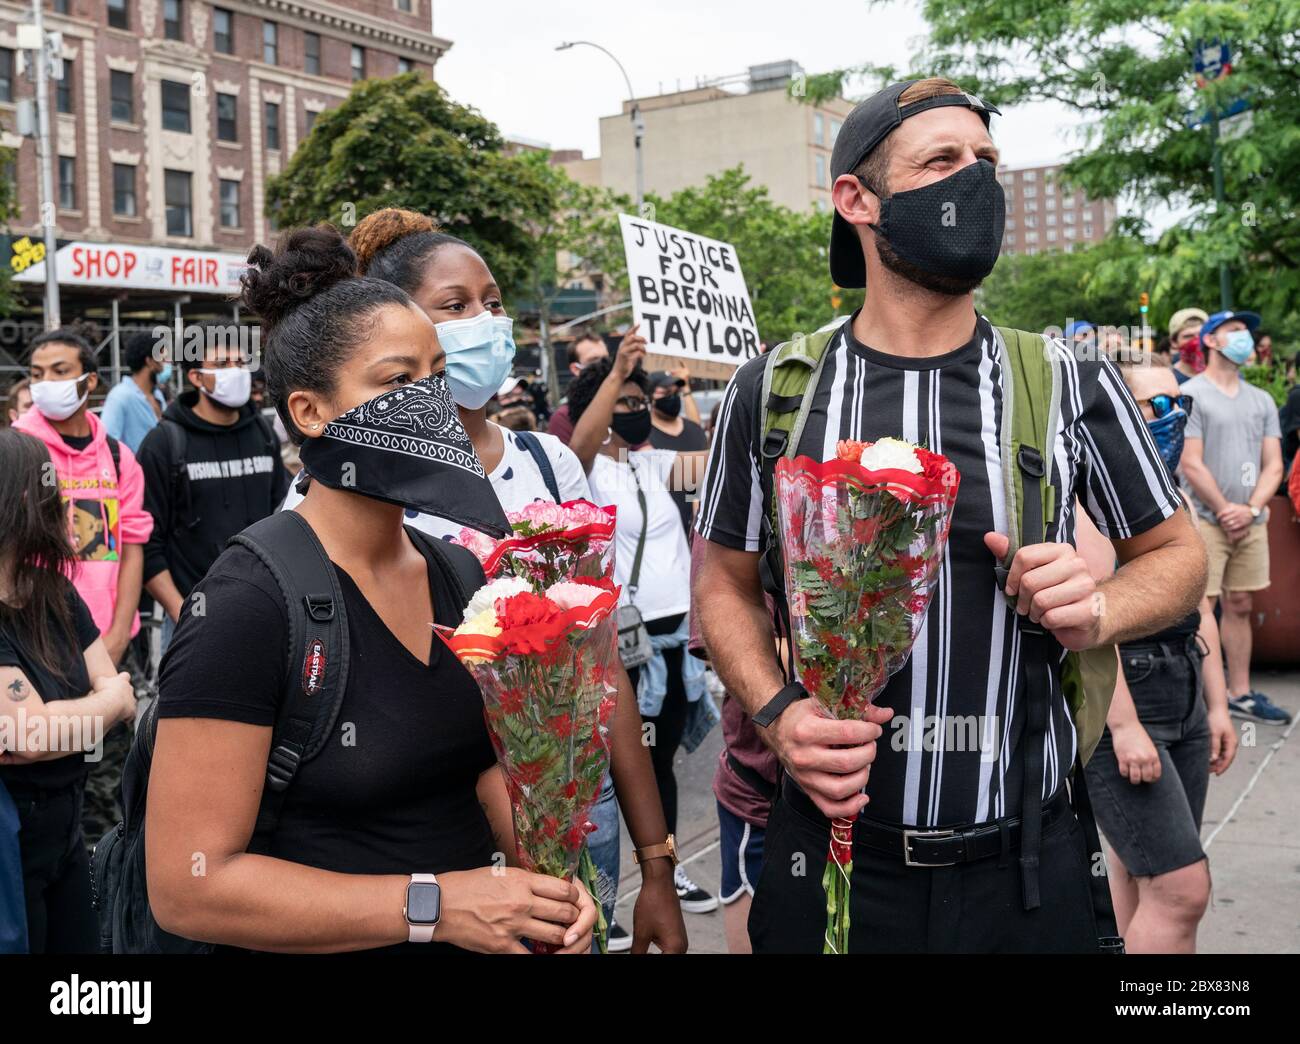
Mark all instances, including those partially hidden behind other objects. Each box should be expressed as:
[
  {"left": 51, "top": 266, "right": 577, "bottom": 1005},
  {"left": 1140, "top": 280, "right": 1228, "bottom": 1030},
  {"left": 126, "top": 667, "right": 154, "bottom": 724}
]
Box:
[
  {"left": 1200, "top": 309, "right": 1261, "bottom": 343},
  {"left": 829, "top": 80, "right": 1000, "bottom": 289},
  {"left": 1064, "top": 320, "right": 1096, "bottom": 340},
  {"left": 1167, "top": 307, "right": 1208, "bottom": 338}
]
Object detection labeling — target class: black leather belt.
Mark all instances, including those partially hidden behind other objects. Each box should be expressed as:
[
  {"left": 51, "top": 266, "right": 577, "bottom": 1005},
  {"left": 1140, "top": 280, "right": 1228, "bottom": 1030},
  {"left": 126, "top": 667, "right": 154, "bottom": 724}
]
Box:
[{"left": 782, "top": 778, "right": 1072, "bottom": 868}]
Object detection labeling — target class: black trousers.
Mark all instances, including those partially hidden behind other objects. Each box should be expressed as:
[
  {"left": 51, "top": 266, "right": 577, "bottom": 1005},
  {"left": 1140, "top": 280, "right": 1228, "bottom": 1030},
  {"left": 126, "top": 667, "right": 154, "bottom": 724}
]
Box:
[
  {"left": 626, "top": 614, "right": 689, "bottom": 835},
  {"left": 9, "top": 781, "right": 98, "bottom": 954},
  {"left": 748, "top": 785, "right": 1102, "bottom": 954}
]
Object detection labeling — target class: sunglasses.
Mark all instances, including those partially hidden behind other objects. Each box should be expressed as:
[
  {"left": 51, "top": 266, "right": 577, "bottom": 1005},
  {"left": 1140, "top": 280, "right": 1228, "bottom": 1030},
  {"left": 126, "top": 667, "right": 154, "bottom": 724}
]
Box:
[{"left": 1139, "top": 394, "right": 1193, "bottom": 419}]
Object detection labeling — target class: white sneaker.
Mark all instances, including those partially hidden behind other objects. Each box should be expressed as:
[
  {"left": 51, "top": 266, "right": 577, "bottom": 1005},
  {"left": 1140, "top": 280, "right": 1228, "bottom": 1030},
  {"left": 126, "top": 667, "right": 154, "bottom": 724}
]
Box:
[{"left": 674, "top": 865, "right": 719, "bottom": 914}]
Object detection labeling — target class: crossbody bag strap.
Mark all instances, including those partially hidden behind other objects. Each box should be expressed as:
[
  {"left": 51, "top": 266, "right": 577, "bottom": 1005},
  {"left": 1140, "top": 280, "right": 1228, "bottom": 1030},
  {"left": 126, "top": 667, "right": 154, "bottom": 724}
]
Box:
[{"left": 627, "top": 457, "right": 649, "bottom": 599}]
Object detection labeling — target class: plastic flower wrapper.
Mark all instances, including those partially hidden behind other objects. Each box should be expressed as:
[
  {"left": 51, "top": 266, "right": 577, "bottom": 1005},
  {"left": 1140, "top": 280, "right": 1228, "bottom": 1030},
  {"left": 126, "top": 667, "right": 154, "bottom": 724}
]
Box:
[
  {"left": 455, "top": 499, "right": 617, "bottom": 588},
  {"left": 437, "top": 574, "right": 621, "bottom": 952},
  {"left": 774, "top": 436, "right": 960, "bottom": 954}
]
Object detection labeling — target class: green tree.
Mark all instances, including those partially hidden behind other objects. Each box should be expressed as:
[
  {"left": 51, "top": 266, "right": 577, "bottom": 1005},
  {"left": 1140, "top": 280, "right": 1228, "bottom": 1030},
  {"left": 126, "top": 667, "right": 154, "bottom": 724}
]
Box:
[
  {"left": 854, "top": 0, "right": 1300, "bottom": 341},
  {"left": 265, "top": 74, "right": 553, "bottom": 300},
  {"left": 0, "top": 147, "right": 18, "bottom": 317},
  {"left": 601, "top": 167, "right": 859, "bottom": 346}
]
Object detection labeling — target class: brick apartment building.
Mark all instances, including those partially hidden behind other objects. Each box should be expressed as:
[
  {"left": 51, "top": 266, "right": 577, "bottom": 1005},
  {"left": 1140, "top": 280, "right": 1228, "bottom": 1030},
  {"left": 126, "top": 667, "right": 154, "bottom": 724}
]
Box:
[
  {"left": 997, "top": 161, "right": 1117, "bottom": 256},
  {"left": 0, "top": 0, "right": 448, "bottom": 353}
]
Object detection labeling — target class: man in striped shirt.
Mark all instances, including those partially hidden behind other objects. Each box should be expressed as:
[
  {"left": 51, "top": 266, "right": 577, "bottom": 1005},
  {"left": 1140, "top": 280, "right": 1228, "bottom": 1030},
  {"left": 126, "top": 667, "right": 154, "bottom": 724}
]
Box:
[{"left": 693, "top": 78, "right": 1206, "bottom": 953}]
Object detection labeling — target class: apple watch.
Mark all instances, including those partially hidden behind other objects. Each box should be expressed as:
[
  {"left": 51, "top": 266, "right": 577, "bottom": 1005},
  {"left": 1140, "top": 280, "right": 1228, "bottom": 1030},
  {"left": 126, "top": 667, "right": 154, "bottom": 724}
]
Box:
[{"left": 404, "top": 873, "right": 441, "bottom": 943}]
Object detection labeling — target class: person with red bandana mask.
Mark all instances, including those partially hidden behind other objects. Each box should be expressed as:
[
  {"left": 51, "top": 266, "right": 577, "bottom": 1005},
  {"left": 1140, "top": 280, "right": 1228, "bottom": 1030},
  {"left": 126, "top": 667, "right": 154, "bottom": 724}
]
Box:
[{"left": 1169, "top": 308, "right": 1208, "bottom": 385}]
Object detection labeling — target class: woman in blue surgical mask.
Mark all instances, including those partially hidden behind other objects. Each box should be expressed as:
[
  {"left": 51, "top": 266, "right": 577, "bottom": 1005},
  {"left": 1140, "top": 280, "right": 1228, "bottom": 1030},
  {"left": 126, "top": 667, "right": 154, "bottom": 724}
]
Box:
[{"left": 349, "top": 208, "right": 688, "bottom": 955}]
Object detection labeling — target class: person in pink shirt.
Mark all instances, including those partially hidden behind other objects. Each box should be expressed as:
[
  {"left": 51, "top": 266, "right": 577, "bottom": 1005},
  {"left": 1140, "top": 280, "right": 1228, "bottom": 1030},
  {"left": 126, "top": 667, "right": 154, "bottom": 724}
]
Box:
[{"left": 16, "top": 328, "right": 153, "bottom": 663}]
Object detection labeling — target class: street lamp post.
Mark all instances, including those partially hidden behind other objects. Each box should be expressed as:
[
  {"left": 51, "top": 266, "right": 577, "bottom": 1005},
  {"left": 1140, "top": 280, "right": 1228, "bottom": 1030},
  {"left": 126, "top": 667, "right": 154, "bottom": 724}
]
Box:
[
  {"left": 556, "top": 40, "right": 644, "bottom": 212},
  {"left": 26, "top": 0, "right": 61, "bottom": 328}
]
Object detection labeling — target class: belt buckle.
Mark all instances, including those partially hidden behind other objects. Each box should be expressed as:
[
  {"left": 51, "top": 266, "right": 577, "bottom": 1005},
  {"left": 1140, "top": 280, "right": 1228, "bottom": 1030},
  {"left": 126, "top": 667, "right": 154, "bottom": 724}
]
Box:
[{"left": 903, "top": 827, "right": 956, "bottom": 867}]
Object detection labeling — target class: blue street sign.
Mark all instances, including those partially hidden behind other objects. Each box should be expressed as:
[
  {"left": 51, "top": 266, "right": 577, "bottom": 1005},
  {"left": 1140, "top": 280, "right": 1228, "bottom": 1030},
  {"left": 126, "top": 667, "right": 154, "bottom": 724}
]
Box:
[
  {"left": 1194, "top": 39, "right": 1232, "bottom": 83},
  {"left": 1185, "top": 94, "right": 1251, "bottom": 130}
]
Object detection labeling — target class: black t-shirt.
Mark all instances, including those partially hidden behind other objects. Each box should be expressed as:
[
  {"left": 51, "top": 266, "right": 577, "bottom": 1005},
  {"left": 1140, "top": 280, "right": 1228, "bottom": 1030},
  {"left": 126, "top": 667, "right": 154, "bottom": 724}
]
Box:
[
  {"left": 0, "top": 581, "right": 101, "bottom": 791},
  {"left": 157, "top": 534, "right": 497, "bottom": 944},
  {"left": 649, "top": 417, "right": 708, "bottom": 535},
  {"left": 698, "top": 314, "right": 1183, "bottom": 827},
  {"left": 60, "top": 431, "right": 95, "bottom": 452}
]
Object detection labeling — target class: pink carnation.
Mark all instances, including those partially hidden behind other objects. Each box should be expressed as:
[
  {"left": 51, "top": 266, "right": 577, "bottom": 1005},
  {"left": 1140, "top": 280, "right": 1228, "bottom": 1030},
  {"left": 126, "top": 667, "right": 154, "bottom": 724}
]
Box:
[
  {"left": 515, "top": 501, "right": 567, "bottom": 530},
  {"left": 455, "top": 527, "right": 501, "bottom": 563},
  {"left": 546, "top": 581, "right": 606, "bottom": 611},
  {"left": 561, "top": 500, "right": 614, "bottom": 527}
]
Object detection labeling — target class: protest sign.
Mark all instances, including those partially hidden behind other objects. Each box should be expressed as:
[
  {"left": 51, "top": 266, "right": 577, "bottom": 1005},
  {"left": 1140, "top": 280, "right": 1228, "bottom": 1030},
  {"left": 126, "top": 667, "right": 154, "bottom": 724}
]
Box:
[{"left": 619, "top": 214, "right": 761, "bottom": 379}]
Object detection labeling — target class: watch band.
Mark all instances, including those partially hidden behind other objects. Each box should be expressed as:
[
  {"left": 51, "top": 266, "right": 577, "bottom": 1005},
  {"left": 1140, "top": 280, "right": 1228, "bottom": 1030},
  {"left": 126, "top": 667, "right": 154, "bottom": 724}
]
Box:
[
  {"left": 753, "top": 681, "right": 809, "bottom": 729},
  {"left": 633, "top": 840, "right": 677, "bottom": 866},
  {"left": 406, "top": 873, "right": 438, "bottom": 943}
]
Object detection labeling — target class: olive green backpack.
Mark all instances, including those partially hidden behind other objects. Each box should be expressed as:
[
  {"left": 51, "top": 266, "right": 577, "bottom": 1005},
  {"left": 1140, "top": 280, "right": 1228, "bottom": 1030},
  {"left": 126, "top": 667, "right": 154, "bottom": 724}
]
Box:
[{"left": 754, "top": 320, "right": 1117, "bottom": 768}]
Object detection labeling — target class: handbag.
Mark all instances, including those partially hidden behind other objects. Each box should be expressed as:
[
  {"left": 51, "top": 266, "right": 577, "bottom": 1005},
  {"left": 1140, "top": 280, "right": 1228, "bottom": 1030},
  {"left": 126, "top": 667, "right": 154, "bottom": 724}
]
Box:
[{"left": 616, "top": 459, "right": 653, "bottom": 669}]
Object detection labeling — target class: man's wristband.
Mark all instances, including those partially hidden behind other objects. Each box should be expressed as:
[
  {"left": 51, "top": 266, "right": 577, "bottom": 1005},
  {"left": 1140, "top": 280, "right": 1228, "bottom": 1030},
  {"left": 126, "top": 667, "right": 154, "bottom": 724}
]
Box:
[{"left": 753, "top": 681, "right": 809, "bottom": 729}]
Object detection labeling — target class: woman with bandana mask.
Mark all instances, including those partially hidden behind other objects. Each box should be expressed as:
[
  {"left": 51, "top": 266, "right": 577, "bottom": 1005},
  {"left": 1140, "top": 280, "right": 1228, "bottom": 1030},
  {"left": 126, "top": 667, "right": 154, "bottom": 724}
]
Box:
[
  {"left": 146, "top": 225, "right": 596, "bottom": 954},
  {"left": 1076, "top": 353, "right": 1237, "bottom": 954},
  {"left": 567, "top": 353, "right": 718, "bottom": 917},
  {"left": 319, "top": 208, "right": 688, "bottom": 955}
]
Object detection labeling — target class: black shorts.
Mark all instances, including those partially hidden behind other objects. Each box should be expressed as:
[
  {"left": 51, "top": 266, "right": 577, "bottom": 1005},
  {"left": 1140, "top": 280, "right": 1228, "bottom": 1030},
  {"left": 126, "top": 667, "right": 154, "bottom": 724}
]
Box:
[
  {"left": 1084, "top": 640, "right": 1210, "bottom": 878},
  {"left": 747, "top": 785, "right": 1102, "bottom": 954}
]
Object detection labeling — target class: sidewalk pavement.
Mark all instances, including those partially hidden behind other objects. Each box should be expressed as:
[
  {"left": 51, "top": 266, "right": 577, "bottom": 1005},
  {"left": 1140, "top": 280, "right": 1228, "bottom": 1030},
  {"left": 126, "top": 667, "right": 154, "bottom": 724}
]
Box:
[{"left": 610, "top": 670, "right": 1300, "bottom": 954}]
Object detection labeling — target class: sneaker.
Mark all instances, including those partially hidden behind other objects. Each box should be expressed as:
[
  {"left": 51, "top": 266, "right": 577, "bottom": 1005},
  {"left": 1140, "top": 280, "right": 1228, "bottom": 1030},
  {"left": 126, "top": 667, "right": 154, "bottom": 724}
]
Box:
[
  {"left": 606, "top": 919, "right": 633, "bottom": 953},
  {"left": 674, "top": 865, "right": 719, "bottom": 914},
  {"left": 1228, "top": 692, "right": 1293, "bottom": 725}
]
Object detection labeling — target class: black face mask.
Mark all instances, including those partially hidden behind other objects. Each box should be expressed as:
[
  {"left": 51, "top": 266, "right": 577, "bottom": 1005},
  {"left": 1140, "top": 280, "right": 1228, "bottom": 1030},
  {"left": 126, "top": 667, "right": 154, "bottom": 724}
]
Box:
[
  {"left": 299, "top": 372, "right": 509, "bottom": 537},
  {"left": 653, "top": 393, "right": 682, "bottom": 419},
  {"left": 611, "top": 408, "right": 653, "bottom": 447},
  {"left": 868, "top": 158, "right": 1005, "bottom": 286}
]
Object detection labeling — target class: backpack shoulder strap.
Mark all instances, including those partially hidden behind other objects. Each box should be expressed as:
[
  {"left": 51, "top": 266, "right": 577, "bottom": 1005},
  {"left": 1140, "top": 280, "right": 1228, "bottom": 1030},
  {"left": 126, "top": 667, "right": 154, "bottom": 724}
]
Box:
[
  {"left": 514, "top": 430, "right": 562, "bottom": 503},
  {"left": 227, "top": 511, "right": 350, "bottom": 833},
  {"left": 407, "top": 527, "right": 486, "bottom": 614},
  {"left": 105, "top": 434, "right": 122, "bottom": 478}
]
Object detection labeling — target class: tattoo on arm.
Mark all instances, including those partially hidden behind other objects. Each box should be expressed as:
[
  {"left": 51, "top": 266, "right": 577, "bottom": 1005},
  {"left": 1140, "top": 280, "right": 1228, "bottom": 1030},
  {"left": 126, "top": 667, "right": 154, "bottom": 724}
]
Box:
[{"left": 7, "top": 678, "right": 28, "bottom": 702}]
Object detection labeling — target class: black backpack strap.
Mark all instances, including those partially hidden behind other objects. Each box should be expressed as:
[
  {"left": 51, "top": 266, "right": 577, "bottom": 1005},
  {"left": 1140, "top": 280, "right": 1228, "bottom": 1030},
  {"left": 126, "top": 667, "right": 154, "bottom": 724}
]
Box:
[
  {"left": 105, "top": 434, "right": 122, "bottom": 478},
  {"left": 751, "top": 375, "right": 797, "bottom": 683},
  {"left": 1068, "top": 762, "right": 1125, "bottom": 952},
  {"left": 227, "top": 511, "right": 350, "bottom": 847},
  {"left": 1009, "top": 442, "right": 1049, "bottom": 911},
  {"left": 408, "top": 527, "right": 485, "bottom": 611},
  {"left": 514, "top": 430, "right": 562, "bottom": 503},
  {"left": 159, "top": 418, "right": 197, "bottom": 532}
]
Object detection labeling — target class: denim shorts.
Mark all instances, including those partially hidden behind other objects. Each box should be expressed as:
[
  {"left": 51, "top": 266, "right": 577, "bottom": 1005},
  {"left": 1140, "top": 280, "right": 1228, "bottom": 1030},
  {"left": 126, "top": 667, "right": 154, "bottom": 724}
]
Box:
[
  {"left": 716, "top": 801, "right": 765, "bottom": 904},
  {"left": 1084, "top": 638, "right": 1210, "bottom": 878}
]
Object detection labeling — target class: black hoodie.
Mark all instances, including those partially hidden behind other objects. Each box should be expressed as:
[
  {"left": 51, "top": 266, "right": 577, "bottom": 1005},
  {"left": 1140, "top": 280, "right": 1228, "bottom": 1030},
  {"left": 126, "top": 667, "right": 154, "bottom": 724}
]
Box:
[{"left": 137, "top": 391, "right": 292, "bottom": 596}]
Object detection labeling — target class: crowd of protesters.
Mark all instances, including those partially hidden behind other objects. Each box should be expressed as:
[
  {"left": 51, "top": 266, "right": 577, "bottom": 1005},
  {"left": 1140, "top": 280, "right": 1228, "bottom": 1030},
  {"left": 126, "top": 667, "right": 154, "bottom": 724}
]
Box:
[{"left": 2, "top": 90, "right": 1299, "bottom": 958}]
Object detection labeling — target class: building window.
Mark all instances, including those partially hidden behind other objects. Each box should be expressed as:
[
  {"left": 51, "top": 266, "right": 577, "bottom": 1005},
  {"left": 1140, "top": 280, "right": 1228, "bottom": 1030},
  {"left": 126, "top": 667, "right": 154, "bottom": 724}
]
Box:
[
  {"left": 397, "top": 0, "right": 413, "bottom": 10},
  {"left": 398, "top": 57, "right": 413, "bottom": 75},
  {"left": 1083, "top": 224, "right": 1093, "bottom": 238},
  {"left": 351, "top": 45, "right": 365, "bottom": 82},
  {"left": 1047, "top": 228, "right": 1057, "bottom": 242},
  {"left": 214, "top": 8, "right": 233, "bottom": 54},
  {"left": 58, "top": 156, "right": 76, "bottom": 209},
  {"left": 164, "top": 0, "right": 183, "bottom": 40},
  {"left": 54, "top": 0, "right": 70, "bottom": 12},
  {"left": 1024, "top": 213, "right": 1036, "bottom": 228},
  {"left": 113, "top": 163, "right": 137, "bottom": 217},
  {"left": 56, "top": 59, "right": 73, "bottom": 114},
  {"left": 1025, "top": 230, "right": 1038, "bottom": 244},
  {"left": 814, "top": 153, "right": 827, "bottom": 189},
  {"left": 216, "top": 92, "right": 237, "bottom": 141},
  {"left": 264, "top": 101, "right": 280, "bottom": 150},
  {"left": 1063, "top": 210, "right": 1075, "bottom": 225},
  {"left": 219, "top": 179, "right": 241, "bottom": 228},
  {"left": 304, "top": 32, "right": 321, "bottom": 76},
  {"left": 814, "top": 112, "right": 824, "bottom": 146},
  {"left": 161, "top": 80, "right": 191, "bottom": 132},
  {"left": 830, "top": 119, "right": 841, "bottom": 145},
  {"left": 109, "top": 70, "right": 133, "bottom": 123},
  {"left": 1046, "top": 211, "right": 1057, "bottom": 226},
  {"left": 263, "top": 21, "right": 278, "bottom": 64},
  {"left": 165, "top": 169, "right": 193, "bottom": 236},
  {"left": 108, "top": 0, "right": 130, "bottom": 30},
  {"left": 1023, "top": 182, "right": 1037, "bottom": 198},
  {"left": 0, "top": 49, "right": 13, "bottom": 104},
  {"left": 1006, "top": 219, "right": 1016, "bottom": 231},
  {"left": 304, "top": 109, "right": 317, "bottom": 133}
]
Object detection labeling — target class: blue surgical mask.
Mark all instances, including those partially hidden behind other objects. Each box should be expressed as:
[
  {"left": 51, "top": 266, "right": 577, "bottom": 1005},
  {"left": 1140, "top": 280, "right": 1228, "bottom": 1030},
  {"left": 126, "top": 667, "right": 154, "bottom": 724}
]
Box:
[
  {"left": 1147, "top": 409, "right": 1187, "bottom": 477},
  {"left": 157, "top": 363, "right": 173, "bottom": 385},
  {"left": 434, "top": 311, "right": 516, "bottom": 409},
  {"left": 1220, "top": 329, "right": 1255, "bottom": 366}
]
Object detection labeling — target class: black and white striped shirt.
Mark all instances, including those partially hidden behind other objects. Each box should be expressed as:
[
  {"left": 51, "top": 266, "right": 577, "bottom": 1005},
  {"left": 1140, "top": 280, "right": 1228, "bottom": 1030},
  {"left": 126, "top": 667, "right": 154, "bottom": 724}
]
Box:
[{"left": 695, "top": 315, "right": 1181, "bottom": 827}]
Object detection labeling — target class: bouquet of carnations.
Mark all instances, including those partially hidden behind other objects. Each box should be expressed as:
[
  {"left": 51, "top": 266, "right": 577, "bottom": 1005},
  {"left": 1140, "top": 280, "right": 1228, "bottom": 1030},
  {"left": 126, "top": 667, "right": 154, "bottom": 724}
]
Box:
[
  {"left": 455, "top": 499, "right": 616, "bottom": 587},
  {"left": 438, "top": 574, "right": 620, "bottom": 953},
  {"left": 774, "top": 436, "right": 961, "bottom": 954}
]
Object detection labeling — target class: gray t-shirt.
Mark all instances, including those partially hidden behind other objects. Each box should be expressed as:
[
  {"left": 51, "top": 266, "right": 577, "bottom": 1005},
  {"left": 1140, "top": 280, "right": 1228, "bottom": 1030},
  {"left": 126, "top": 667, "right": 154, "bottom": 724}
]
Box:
[{"left": 1181, "top": 373, "right": 1281, "bottom": 524}]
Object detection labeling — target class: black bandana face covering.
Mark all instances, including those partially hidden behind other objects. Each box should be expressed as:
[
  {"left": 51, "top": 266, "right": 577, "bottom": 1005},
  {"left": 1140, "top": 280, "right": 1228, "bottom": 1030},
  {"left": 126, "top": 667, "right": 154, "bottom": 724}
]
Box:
[
  {"left": 870, "top": 158, "right": 1005, "bottom": 283},
  {"left": 299, "top": 372, "right": 510, "bottom": 537}
]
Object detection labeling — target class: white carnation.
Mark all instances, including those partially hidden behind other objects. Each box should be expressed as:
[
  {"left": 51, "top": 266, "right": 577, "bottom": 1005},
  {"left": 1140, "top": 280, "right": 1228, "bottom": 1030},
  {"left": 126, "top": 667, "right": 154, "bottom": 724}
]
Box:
[
  {"left": 859, "top": 437, "right": 923, "bottom": 474},
  {"left": 462, "top": 576, "right": 532, "bottom": 623}
]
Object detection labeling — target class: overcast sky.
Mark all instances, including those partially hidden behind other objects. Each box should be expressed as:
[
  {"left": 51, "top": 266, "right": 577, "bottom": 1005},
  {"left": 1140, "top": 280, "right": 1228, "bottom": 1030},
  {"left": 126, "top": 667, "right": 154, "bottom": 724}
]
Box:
[{"left": 431, "top": 0, "right": 1088, "bottom": 170}]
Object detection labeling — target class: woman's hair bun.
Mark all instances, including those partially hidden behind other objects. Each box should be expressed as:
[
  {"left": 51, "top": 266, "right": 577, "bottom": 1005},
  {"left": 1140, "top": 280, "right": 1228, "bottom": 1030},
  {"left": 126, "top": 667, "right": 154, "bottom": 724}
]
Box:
[
  {"left": 239, "top": 225, "right": 357, "bottom": 329},
  {"left": 350, "top": 207, "right": 437, "bottom": 275}
]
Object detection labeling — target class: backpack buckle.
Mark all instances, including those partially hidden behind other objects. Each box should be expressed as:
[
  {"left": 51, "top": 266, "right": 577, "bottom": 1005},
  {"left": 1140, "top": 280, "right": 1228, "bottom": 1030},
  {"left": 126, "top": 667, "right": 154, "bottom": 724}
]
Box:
[
  {"left": 304, "top": 594, "right": 335, "bottom": 622},
  {"left": 266, "top": 744, "right": 300, "bottom": 791},
  {"left": 1017, "top": 445, "right": 1045, "bottom": 478},
  {"left": 761, "top": 429, "right": 788, "bottom": 462}
]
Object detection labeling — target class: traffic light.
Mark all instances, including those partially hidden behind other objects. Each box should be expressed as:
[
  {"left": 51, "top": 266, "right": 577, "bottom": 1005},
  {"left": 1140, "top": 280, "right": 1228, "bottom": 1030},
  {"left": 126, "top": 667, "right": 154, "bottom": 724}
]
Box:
[{"left": 1139, "top": 292, "right": 1150, "bottom": 314}]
